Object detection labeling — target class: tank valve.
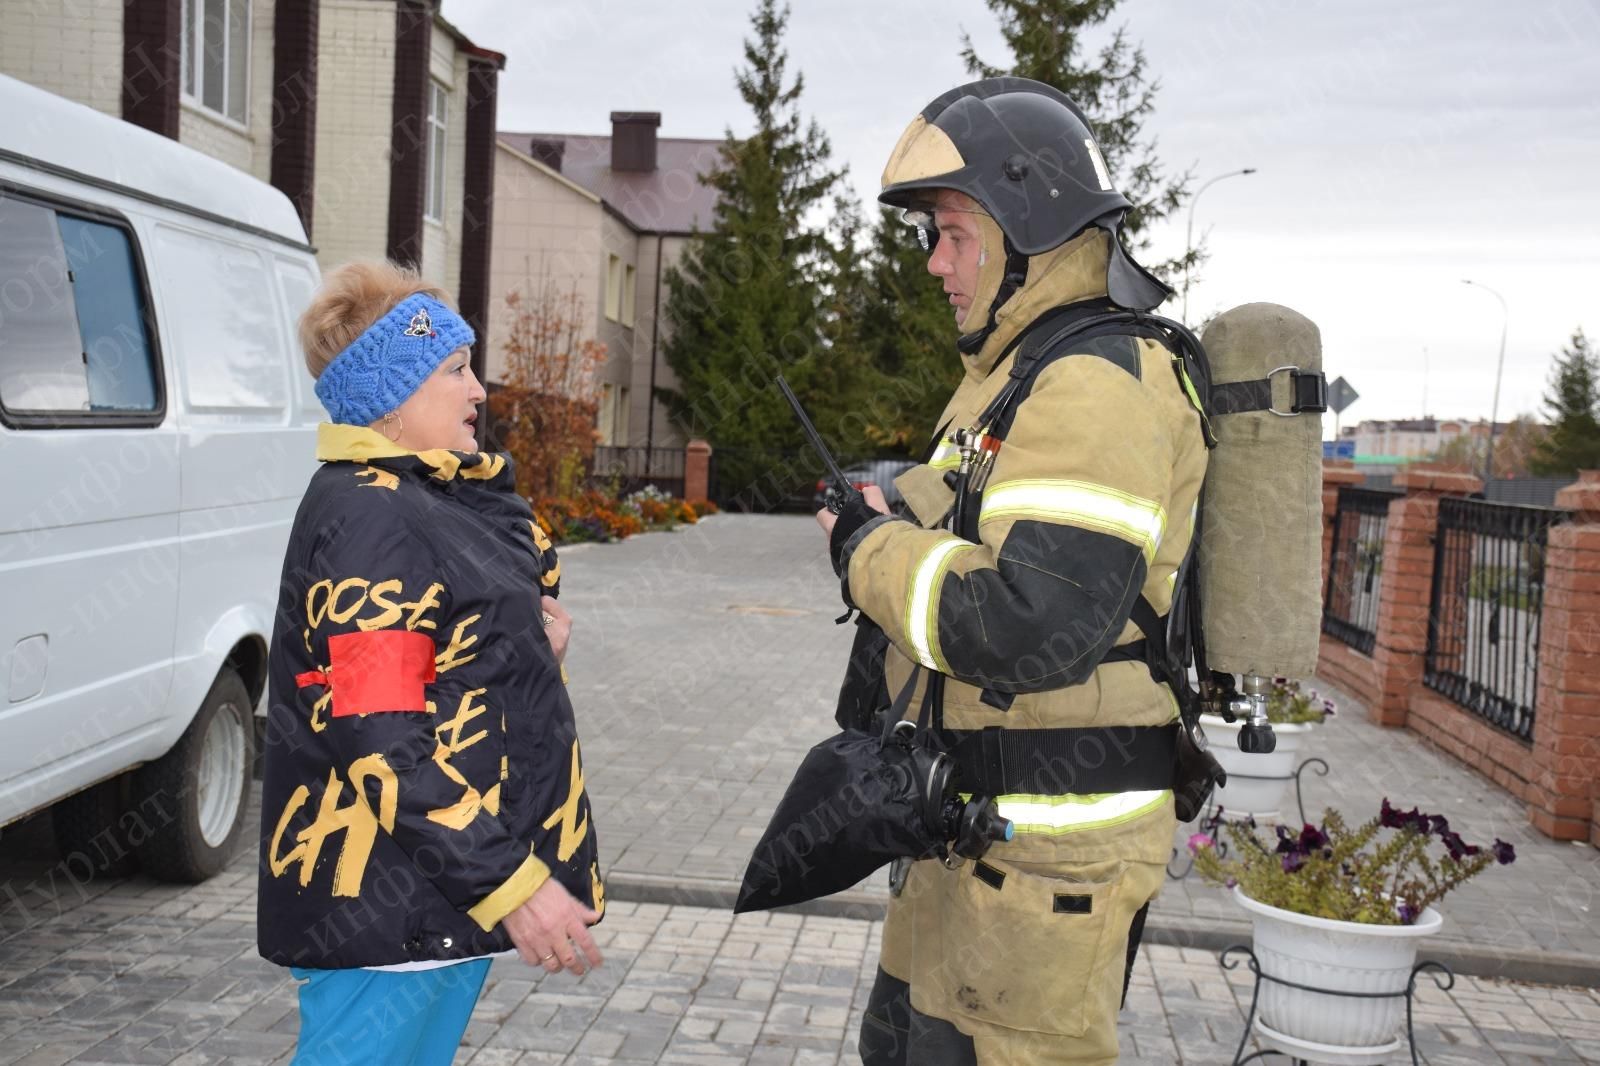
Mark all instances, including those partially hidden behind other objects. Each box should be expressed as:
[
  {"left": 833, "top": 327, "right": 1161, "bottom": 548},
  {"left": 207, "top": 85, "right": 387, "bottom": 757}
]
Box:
[{"left": 1236, "top": 673, "right": 1277, "bottom": 754}]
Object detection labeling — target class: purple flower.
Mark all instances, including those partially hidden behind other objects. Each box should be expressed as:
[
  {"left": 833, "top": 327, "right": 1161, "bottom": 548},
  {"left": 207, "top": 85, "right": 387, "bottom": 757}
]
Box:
[
  {"left": 1282, "top": 852, "right": 1307, "bottom": 874},
  {"left": 1492, "top": 839, "right": 1517, "bottom": 865},
  {"left": 1225, "top": 877, "right": 1238, "bottom": 889},
  {"left": 1187, "top": 832, "right": 1215, "bottom": 854},
  {"left": 1397, "top": 902, "right": 1418, "bottom": 924},
  {"left": 1321, "top": 699, "right": 1338, "bottom": 717},
  {"left": 1299, "top": 823, "right": 1329, "bottom": 850},
  {"left": 1439, "top": 830, "right": 1480, "bottom": 863},
  {"left": 1428, "top": 814, "right": 1451, "bottom": 836}
]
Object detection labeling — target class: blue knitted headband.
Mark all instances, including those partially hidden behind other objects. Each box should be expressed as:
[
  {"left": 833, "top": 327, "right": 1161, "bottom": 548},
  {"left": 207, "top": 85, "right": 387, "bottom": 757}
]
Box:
[{"left": 314, "top": 293, "right": 476, "bottom": 425}]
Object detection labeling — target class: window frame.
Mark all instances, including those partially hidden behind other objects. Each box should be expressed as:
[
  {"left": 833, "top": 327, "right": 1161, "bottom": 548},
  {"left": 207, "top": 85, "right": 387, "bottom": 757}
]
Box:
[
  {"left": 425, "top": 80, "right": 448, "bottom": 223},
  {"left": 621, "top": 263, "right": 636, "bottom": 329},
  {"left": 0, "top": 183, "right": 168, "bottom": 431},
  {"left": 181, "top": 0, "right": 253, "bottom": 129},
  {"left": 604, "top": 254, "right": 621, "bottom": 322}
]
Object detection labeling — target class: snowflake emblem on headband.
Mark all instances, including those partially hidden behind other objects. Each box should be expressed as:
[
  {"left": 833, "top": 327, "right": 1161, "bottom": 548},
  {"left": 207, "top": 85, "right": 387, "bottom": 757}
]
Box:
[{"left": 403, "top": 309, "right": 436, "bottom": 338}]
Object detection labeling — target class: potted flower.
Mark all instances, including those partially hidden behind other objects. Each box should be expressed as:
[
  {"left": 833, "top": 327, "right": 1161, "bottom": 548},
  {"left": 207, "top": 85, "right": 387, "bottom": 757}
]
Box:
[
  {"left": 1203, "top": 678, "right": 1335, "bottom": 820},
  {"left": 1191, "top": 800, "right": 1515, "bottom": 1061}
]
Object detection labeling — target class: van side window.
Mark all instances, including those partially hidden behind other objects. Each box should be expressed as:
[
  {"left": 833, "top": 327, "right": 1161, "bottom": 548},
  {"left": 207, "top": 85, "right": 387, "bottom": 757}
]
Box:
[{"left": 0, "top": 194, "right": 160, "bottom": 423}]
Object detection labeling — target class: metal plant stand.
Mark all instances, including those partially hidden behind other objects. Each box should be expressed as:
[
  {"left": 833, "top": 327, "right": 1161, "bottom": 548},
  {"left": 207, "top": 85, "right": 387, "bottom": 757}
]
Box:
[
  {"left": 1218, "top": 945, "right": 1454, "bottom": 1065},
  {"left": 1167, "top": 758, "right": 1331, "bottom": 880}
]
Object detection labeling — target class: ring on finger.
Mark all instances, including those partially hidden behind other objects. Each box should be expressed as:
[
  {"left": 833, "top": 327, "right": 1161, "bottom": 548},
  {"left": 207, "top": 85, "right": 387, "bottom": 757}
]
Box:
[{"left": 540, "top": 951, "right": 557, "bottom": 962}]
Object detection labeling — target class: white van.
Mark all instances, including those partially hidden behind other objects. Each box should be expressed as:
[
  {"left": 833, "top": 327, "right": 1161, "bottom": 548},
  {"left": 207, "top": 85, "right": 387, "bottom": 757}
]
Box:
[{"left": 0, "top": 75, "right": 322, "bottom": 881}]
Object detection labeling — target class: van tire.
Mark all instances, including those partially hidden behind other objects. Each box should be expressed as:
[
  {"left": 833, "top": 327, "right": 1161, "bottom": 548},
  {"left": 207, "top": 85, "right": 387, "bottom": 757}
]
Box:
[
  {"left": 51, "top": 775, "right": 142, "bottom": 878},
  {"left": 134, "top": 668, "right": 254, "bottom": 883}
]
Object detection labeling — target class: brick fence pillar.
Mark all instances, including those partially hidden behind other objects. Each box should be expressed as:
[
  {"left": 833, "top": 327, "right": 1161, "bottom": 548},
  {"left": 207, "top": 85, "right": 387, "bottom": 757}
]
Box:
[
  {"left": 1530, "top": 470, "right": 1600, "bottom": 840},
  {"left": 684, "top": 440, "right": 713, "bottom": 502},
  {"left": 1369, "top": 467, "right": 1482, "bottom": 727},
  {"left": 1321, "top": 462, "right": 1364, "bottom": 594}
]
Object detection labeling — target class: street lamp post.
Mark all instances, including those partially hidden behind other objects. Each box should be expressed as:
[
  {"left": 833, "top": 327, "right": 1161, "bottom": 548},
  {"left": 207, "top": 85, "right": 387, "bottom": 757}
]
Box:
[
  {"left": 1461, "top": 279, "right": 1508, "bottom": 481},
  {"left": 1183, "top": 167, "right": 1257, "bottom": 325}
]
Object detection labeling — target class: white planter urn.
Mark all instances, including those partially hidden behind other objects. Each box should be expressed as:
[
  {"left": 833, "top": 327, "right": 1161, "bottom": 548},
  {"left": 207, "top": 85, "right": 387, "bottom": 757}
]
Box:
[
  {"left": 1235, "top": 887, "right": 1442, "bottom": 1065},
  {"left": 1201, "top": 714, "right": 1319, "bottom": 820}
]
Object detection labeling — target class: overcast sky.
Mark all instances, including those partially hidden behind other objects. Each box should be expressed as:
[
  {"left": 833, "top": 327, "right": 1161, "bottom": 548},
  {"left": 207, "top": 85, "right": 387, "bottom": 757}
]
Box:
[{"left": 444, "top": 0, "right": 1600, "bottom": 432}]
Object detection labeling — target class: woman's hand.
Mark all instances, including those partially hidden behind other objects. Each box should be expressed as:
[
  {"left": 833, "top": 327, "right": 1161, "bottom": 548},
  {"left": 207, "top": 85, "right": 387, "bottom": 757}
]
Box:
[
  {"left": 541, "top": 595, "right": 571, "bottom": 664},
  {"left": 502, "top": 878, "right": 603, "bottom": 976}
]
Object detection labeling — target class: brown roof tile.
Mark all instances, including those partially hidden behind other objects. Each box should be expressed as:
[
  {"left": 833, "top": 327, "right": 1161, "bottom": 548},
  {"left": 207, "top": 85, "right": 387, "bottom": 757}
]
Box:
[{"left": 498, "top": 131, "right": 724, "bottom": 235}]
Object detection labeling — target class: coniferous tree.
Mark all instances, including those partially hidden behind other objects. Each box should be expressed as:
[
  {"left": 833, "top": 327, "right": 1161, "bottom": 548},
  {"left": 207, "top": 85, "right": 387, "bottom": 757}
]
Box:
[
  {"left": 1530, "top": 328, "right": 1600, "bottom": 476},
  {"left": 658, "top": 0, "right": 843, "bottom": 508},
  {"left": 962, "top": 0, "right": 1194, "bottom": 280},
  {"left": 828, "top": 210, "right": 962, "bottom": 456}
]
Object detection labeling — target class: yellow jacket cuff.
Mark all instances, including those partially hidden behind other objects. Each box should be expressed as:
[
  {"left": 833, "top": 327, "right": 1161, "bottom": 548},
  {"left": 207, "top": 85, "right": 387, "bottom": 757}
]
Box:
[{"left": 467, "top": 850, "right": 552, "bottom": 932}]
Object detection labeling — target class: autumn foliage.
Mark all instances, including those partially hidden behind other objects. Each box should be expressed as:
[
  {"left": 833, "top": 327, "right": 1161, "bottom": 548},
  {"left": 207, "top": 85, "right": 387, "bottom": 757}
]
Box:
[{"left": 489, "top": 284, "right": 607, "bottom": 500}]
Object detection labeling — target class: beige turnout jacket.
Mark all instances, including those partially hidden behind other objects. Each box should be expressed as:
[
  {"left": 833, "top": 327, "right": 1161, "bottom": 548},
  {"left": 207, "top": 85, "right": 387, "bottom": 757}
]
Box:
[{"left": 839, "top": 231, "right": 1209, "bottom": 1063}]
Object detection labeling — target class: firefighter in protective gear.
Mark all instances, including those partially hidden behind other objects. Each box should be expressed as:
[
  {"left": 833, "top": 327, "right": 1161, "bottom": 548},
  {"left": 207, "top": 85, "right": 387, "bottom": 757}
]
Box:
[{"left": 817, "top": 78, "right": 1209, "bottom": 1065}]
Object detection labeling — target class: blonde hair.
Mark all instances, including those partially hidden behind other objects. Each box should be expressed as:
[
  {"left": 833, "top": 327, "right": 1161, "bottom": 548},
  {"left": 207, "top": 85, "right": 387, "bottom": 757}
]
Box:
[{"left": 299, "top": 260, "right": 453, "bottom": 379}]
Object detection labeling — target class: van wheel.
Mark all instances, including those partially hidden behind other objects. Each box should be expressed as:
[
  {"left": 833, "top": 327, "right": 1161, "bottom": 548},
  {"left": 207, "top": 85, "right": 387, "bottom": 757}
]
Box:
[
  {"left": 135, "top": 669, "right": 254, "bottom": 883},
  {"left": 51, "top": 775, "right": 141, "bottom": 878}
]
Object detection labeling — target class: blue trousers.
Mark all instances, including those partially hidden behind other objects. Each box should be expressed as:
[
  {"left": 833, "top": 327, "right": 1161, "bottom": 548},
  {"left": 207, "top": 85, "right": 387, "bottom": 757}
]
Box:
[{"left": 290, "top": 960, "right": 492, "bottom": 1066}]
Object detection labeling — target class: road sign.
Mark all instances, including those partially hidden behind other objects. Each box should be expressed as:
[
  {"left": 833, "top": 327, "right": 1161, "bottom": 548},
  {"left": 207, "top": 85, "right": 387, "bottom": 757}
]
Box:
[
  {"left": 1327, "top": 376, "right": 1359, "bottom": 414},
  {"left": 1323, "top": 439, "right": 1356, "bottom": 460}
]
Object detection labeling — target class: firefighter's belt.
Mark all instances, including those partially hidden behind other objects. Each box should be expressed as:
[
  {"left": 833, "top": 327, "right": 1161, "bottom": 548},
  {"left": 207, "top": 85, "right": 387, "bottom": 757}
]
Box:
[{"left": 939, "top": 723, "right": 1178, "bottom": 797}]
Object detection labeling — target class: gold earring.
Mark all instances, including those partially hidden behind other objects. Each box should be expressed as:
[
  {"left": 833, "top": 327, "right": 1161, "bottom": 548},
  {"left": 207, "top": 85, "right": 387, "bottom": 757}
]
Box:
[{"left": 382, "top": 412, "right": 403, "bottom": 442}]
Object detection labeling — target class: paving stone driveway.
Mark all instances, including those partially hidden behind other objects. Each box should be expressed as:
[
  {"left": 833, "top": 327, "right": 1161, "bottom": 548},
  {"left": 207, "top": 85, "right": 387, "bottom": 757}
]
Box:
[{"left": 3, "top": 514, "right": 1598, "bottom": 1064}]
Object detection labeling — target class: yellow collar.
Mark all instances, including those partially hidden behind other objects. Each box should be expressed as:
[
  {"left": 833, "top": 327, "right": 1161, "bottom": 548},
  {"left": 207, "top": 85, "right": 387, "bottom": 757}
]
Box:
[
  {"left": 315, "top": 423, "right": 510, "bottom": 485},
  {"left": 315, "top": 423, "right": 413, "bottom": 463}
]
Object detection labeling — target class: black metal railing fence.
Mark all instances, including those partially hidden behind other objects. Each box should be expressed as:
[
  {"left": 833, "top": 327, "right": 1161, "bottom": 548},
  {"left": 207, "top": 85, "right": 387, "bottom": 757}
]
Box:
[
  {"left": 1423, "top": 496, "right": 1566, "bottom": 743},
  {"left": 588, "top": 445, "right": 685, "bottom": 499},
  {"left": 1323, "top": 487, "right": 1401, "bottom": 655}
]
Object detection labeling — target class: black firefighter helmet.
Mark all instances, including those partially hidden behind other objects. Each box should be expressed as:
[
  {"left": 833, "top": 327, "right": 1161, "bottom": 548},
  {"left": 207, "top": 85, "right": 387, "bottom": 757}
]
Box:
[{"left": 878, "top": 76, "right": 1170, "bottom": 313}]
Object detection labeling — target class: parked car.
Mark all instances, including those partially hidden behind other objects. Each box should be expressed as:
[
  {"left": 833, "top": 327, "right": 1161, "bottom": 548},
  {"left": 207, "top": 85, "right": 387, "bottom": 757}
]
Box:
[
  {"left": 812, "top": 458, "right": 918, "bottom": 512},
  {"left": 0, "top": 75, "right": 322, "bottom": 881}
]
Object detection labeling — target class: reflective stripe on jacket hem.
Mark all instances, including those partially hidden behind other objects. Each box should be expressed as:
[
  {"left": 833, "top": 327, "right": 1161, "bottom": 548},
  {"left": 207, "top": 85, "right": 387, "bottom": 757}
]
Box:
[{"left": 994, "top": 788, "right": 1171, "bottom": 835}]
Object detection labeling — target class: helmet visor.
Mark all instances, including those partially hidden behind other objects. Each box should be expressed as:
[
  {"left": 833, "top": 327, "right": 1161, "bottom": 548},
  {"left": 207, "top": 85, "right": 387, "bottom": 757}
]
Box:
[{"left": 900, "top": 208, "right": 939, "bottom": 253}]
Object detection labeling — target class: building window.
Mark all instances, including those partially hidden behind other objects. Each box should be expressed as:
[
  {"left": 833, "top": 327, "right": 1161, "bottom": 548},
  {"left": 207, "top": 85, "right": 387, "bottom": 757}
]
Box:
[
  {"left": 605, "top": 254, "right": 621, "bottom": 322},
  {"left": 181, "top": 0, "right": 251, "bottom": 125},
  {"left": 597, "top": 383, "right": 615, "bottom": 444},
  {"left": 425, "top": 81, "right": 447, "bottom": 222},
  {"left": 621, "top": 264, "right": 636, "bottom": 329},
  {"left": 0, "top": 194, "right": 160, "bottom": 423}
]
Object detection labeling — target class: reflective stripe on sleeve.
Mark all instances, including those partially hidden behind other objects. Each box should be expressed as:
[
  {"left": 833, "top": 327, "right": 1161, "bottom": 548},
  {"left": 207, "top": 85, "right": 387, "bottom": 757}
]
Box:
[
  {"left": 980, "top": 479, "right": 1166, "bottom": 562},
  {"left": 928, "top": 437, "right": 961, "bottom": 471},
  {"left": 995, "top": 789, "right": 1171, "bottom": 835},
  {"left": 904, "top": 537, "right": 975, "bottom": 672}
]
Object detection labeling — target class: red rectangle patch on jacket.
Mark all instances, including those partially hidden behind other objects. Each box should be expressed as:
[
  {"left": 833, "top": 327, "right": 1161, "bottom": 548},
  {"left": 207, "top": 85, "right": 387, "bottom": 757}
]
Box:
[{"left": 326, "top": 630, "right": 437, "bottom": 717}]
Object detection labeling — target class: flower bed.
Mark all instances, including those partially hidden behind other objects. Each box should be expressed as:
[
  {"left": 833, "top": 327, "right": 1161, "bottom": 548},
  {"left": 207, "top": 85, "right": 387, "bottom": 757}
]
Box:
[{"left": 532, "top": 485, "right": 718, "bottom": 545}]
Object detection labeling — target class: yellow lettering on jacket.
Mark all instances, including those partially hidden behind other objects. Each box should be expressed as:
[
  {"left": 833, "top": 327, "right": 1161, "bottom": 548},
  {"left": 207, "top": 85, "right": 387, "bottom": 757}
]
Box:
[
  {"left": 435, "top": 615, "right": 482, "bottom": 674},
  {"left": 426, "top": 689, "right": 492, "bottom": 830},
  {"left": 327, "top": 578, "right": 371, "bottom": 624},
  {"left": 354, "top": 465, "right": 399, "bottom": 491},
  {"left": 542, "top": 741, "right": 589, "bottom": 862},
  {"left": 303, "top": 578, "right": 446, "bottom": 635},
  {"left": 358, "top": 579, "right": 408, "bottom": 631},
  {"left": 306, "top": 580, "right": 334, "bottom": 628},
  {"left": 406, "top": 582, "right": 444, "bottom": 632},
  {"left": 267, "top": 753, "right": 397, "bottom": 896}
]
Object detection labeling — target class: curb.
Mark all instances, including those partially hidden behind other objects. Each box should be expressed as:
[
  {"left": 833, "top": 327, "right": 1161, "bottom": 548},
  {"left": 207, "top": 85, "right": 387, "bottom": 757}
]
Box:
[{"left": 605, "top": 872, "right": 1600, "bottom": 989}]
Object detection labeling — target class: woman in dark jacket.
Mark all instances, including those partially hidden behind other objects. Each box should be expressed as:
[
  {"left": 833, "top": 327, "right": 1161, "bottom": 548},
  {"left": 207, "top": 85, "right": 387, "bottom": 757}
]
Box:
[{"left": 259, "top": 261, "right": 603, "bottom": 1064}]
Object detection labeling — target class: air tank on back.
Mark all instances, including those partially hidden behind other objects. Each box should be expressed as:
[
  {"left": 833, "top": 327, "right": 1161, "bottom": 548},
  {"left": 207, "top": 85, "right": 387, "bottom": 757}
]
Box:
[{"left": 1198, "top": 303, "right": 1326, "bottom": 752}]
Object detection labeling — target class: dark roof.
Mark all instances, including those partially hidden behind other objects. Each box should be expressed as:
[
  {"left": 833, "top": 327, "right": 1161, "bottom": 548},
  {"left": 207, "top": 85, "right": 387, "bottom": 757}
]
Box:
[{"left": 498, "top": 131, "right": 724, "bottom": 235}]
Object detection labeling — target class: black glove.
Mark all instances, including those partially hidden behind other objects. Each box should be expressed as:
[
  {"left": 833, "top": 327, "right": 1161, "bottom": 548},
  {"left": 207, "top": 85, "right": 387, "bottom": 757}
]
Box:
[{"left": 828, "top": 492, "right": 881, "bottom": 576}]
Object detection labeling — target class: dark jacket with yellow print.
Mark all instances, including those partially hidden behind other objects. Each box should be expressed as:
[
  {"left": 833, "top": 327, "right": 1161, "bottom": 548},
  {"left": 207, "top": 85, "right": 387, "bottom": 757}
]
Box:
[{"left": 257, "top": 425, "right": 601, "bottom": 969}]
